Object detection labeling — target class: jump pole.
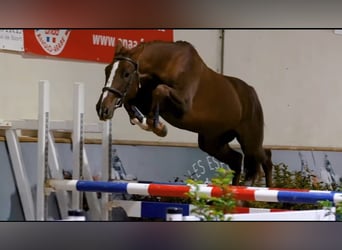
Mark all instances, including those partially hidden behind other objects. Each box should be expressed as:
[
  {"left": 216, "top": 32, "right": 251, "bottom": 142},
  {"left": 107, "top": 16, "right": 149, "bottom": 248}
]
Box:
[
  {"left": 37, "top": 80, "right": 50, "bottom": 221},
  {"left": 47, "top": 180, "right": 342, "bottom": 205}
]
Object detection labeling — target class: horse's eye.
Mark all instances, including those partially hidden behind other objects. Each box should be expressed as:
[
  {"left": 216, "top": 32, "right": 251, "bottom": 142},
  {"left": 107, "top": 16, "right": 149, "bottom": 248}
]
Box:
[{"left": 123, "top": 72, "right": 130, "bottom": 79}]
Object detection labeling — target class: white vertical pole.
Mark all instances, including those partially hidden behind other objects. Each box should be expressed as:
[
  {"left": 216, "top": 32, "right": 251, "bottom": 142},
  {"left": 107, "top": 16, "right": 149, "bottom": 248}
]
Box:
[
  {"left": 82, "top": 149, "right": 102, "bottom": 220},
  {"left": 37, "top": 80, "right": 50, "bottom": 221},
  {"left": 101, "top": 119, "right": 112, "bottom": 220},
  {"left": 48, "top": 131, "right": 69, "bottom": 219},
  {"left": 72, "top": 82, "right": 84, "bottom": 210},
  {"left": 5, "top": 129, "right": 35, "bottom": 220}
]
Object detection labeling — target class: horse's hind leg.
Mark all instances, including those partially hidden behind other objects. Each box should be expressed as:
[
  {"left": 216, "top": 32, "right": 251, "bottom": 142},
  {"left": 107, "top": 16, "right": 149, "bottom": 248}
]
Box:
[
  {"left": 262, "top": 148, "right": 273, "bottom": 187},
  {"left": 236, "top": 129, "right": 273, "bottom": 187},
  {"left": 198, "top": 134, "right": 243, "bottom": 186}
]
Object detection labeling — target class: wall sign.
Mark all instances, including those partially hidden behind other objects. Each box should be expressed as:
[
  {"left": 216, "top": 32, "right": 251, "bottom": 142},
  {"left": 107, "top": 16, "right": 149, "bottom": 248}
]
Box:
[
  {"left": 23, "top": 29, "right": 174, "bottom": 63},
  {"left": 0, "top": 29, "right": 24, "bottom": 52}
]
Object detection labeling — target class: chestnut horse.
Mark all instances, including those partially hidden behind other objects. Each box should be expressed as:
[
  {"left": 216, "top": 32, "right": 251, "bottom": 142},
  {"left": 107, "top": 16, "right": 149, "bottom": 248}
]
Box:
[{"left": 96, "top": 40, "right": 273, "bottom": 187}]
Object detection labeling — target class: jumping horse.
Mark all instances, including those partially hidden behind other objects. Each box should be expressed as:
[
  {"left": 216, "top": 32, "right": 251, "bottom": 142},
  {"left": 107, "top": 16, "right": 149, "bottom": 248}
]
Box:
[{"left": 96, "top": 40, "right": 273, "bottom": 187}]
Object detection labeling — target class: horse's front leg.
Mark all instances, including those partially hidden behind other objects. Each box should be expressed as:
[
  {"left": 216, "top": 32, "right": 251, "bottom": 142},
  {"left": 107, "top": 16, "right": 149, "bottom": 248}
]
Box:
[
  {"left": 146, "top": 102, "right": 168, "bottom": 137},
  {"left": 146, "top": 84, "right": 189, "bottom": 137},
  {"left": 124, "top": 103, "right": 152, "bottom": 131}
]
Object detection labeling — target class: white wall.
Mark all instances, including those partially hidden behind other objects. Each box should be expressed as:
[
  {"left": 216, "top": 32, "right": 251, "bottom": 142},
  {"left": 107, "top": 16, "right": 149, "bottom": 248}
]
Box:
[
  {"left": 2, "top": 29, "right": 342, "bottom": 148},
  {"left": 224, "top": 30, "right": 342, "bottom": 148},
  {"left": 0, "top": 30, "right": 221, "bottom": 143}
]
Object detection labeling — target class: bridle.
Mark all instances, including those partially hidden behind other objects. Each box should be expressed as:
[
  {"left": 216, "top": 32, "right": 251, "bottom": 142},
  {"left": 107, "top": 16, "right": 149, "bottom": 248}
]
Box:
[{"left": 101, "top": 56, "right": 139, "bottom": 108}]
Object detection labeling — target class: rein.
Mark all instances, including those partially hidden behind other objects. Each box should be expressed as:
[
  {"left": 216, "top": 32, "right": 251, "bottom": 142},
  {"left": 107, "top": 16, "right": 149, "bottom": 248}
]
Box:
[{"left": 102, "top": 56, "right": 140, "bottom": 107}]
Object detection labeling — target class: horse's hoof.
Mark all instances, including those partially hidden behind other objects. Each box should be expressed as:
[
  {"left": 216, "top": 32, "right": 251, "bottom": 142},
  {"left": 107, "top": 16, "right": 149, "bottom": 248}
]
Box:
[
  {"left": 154, "top": 124, "right": 168, "bottom": 137},
  {"left": 130, "top": 118, "right": 137, "bottom": 125},
  {"left": 131, "top": 118, "right": 152, "bottom": 131}
]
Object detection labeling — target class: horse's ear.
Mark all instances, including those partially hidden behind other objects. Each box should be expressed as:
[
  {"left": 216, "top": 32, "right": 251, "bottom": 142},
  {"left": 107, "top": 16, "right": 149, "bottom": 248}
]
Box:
[
  {"left": 135, "top": 43, "right": 144, "bottom": 54},
  {"left": 115, "top": 39, "right": 124, "bottom": 53},
  {"left": 130, "top": 42, "right": 144, "bottom": 57}
]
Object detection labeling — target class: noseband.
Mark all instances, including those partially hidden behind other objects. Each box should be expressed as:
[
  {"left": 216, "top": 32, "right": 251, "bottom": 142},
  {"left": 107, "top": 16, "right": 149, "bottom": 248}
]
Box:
[{"left": 102, "top": 56, "right": 139, "bottom": 107}]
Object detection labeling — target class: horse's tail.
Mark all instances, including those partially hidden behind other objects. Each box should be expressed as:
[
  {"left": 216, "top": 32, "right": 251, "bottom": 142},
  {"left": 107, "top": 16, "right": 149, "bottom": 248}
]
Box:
[
  {"left": 248, "top": 85, "right": 265, "bottom": 128},
  {"left": 240, "top": 81, "right": 270, "bottom": 182},
  {"left": 228, "top": 76, "right": 265, "bottom": 126}
]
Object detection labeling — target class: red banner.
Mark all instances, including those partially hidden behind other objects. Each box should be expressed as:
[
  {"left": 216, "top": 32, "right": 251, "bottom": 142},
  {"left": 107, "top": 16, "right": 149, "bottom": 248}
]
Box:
[{"left": 23, "top": 29, "right": 174, "bottom": 63}]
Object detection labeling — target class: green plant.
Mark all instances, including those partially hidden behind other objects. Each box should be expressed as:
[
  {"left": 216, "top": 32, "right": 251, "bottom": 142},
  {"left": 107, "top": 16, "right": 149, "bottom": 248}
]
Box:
[
  {"left": 243, "top": 163, "right": 340, "bottom": 211},
  {"left": 336, "top": 202, "right": 342, "bottom": 220},
  {"left": 130, "top": 162, "right": 341, "bottom": 221},
  {"left": 317, "top": 185, "right": 342, "bottom": 221},
  {"left": 335, "top": 187, "right": 342, "bottom": 219},
  {"left": 185, "top": 168, "right": 236, "bottom": 221},
  {"left": 317, "top": 200, "right": 342, "bottom": 221}
]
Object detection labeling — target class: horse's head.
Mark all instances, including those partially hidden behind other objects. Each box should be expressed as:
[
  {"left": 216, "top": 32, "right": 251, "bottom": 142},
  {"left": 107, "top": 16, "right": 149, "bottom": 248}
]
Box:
[{"left": 96, "top": 41, "right": 142, "bottom": 121}]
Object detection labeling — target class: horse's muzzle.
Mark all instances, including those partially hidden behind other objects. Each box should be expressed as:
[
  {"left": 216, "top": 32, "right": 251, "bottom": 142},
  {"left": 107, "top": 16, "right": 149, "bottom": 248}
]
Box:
[
  {"left": 96, "top": 97, "right": 122, "bottom": 121},
  {"left": 97, "top": 106, "right": 113, "bottom": 121}
]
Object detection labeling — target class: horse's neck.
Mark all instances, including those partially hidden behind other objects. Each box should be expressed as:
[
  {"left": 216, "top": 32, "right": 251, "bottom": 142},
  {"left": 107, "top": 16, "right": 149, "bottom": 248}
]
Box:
[{"left": 138, "top": 45, "right": 178, "bottom": 80}]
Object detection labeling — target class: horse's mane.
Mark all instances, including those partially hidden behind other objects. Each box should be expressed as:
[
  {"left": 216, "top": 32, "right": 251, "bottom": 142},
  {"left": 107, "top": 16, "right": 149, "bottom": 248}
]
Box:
[
  {"left": 138, "top": 40, "right": 195, "bottom": 49},
  {"left": 131, "top": 40, "right": 199, "bottom": 66}
]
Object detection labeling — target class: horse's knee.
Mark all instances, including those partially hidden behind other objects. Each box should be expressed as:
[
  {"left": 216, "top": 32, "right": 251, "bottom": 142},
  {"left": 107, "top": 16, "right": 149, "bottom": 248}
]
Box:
[
  {"left": 152, "top": 85, "right": 170, "bottom": 100},
  {"left": 153, "top": 84, "right": 189, "bottom": 116}
]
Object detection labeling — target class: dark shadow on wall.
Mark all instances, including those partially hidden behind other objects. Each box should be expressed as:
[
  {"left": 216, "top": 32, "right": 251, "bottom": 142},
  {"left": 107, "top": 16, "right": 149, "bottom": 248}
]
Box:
[
  {"left": 7, "top": 189, "right": 24, "bottom": 221},
  {"left": 7, "top": 185, "right": 61, "bottom": 221}
]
